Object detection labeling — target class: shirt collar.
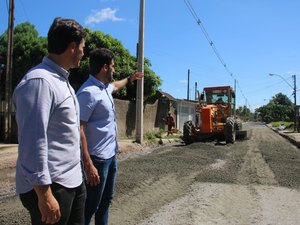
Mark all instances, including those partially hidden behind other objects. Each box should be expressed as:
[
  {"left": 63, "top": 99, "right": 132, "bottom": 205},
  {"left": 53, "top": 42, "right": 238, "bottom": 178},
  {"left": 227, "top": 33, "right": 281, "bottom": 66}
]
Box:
[
  {"left": 89, "top": 75, "right": 108, "bottom": 89},
  {"left": 43, "top": 56, "right": 70, "bottom": 79}
]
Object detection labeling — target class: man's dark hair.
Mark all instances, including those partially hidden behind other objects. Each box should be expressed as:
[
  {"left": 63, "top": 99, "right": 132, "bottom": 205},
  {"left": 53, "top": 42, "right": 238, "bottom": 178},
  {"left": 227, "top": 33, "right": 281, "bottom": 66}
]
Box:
[
  {"left": 47, "top": 17, "right": 87, "bottom": 54},
  {"left": 89, "top": 48, "right": 115, "bottom": 76}
]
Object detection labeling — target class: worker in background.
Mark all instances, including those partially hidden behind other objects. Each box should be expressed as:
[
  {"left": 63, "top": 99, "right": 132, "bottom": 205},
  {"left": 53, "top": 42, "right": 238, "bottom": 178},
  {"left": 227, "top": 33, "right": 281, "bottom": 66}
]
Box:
[{"left": 164, "top": 112, "right": 175, "bottom": 136}]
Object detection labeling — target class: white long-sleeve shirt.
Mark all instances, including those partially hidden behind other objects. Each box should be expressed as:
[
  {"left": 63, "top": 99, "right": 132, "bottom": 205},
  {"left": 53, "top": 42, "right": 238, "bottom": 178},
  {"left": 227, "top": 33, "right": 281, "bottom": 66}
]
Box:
[{"left": 13, "top": 57, "right": 83, "bottom": 194}]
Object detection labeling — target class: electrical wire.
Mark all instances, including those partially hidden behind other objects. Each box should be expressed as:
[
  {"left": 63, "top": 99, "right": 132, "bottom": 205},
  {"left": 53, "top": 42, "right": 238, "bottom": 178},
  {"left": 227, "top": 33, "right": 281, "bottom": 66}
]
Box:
[
  {"left": 17, "top": 0, "right": 29, "bottom": 22},
  {"left": 5, "top": 0, "right": 9, "bottom": 13},
  {"left": 183, "top": 0, "right": 248, "bottom": 106}
]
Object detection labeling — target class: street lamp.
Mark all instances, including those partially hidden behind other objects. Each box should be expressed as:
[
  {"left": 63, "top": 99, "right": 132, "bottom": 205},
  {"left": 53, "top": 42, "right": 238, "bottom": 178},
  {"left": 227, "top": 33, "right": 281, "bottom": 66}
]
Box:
[{"left": 269, "top": 73, "right": 297, "bottom": 131}]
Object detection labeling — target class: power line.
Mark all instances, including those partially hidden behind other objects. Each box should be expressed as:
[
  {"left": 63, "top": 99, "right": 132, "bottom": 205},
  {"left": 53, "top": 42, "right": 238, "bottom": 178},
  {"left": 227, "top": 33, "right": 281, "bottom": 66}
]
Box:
[
  {"left": 183, "top": 0, "right": 248, "bottom": 106},
  {"left": 5, "top": 0, "right": 9, "bottom": 13},
  {"left": 17, "top": 0, "right": 29, "bottom": 21}
]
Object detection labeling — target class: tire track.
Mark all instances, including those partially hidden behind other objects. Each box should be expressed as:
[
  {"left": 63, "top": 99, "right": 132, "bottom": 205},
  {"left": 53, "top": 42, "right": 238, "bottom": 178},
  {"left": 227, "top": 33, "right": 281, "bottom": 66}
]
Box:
[
  {"left": 236, "top": 126, "right": 278, "bottom": 186},
  {"left": 111, "top": 173, "right": 197, "bottom": 225}
]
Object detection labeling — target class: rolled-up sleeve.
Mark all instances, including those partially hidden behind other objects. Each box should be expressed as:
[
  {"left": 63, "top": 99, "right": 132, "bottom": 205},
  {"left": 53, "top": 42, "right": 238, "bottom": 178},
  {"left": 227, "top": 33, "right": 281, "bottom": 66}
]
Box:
[{"left": 14, "top": 78, "right": 54, "bottom": 189}]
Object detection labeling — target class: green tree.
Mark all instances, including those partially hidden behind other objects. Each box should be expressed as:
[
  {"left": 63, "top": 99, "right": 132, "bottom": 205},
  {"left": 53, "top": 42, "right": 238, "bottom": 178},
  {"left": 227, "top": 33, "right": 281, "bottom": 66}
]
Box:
[
  {"left": 0, "top": 22, "right": 47, "bottom": 88},
  {"left": 1, "top": 23, "right": 162, "bottom": 100},
  {"left": 69, "top": 28, "right": 162, "bottom": 99},
  {"left": 236, "top": 105, "right": 252, "bottom": 121},
  {"left": 255, "top": 93, "right": 294, "bottom": 123},
  {"left": 255, "top": 105, "right": 272, "bottom": 123}
]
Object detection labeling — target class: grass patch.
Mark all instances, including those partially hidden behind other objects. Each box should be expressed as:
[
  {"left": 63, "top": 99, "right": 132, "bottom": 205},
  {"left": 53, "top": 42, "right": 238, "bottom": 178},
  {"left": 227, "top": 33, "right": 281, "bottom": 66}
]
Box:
[
  {"left": 119, "top": 129, "right": 181, "bottom": 142},
  {"left": 118, "top": 136, "right": 134, "bottom": 141},
  {"left": 271, "top": 121, "right": 293, "bottom": 128},
  {"left": 144, "top": 129, "right": 164, "bottom": 141}
]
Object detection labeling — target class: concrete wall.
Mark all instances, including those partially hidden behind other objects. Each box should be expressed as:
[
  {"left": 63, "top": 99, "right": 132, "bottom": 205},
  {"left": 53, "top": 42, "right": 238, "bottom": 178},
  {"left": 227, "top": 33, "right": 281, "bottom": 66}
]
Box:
[
  {"left": 0, "top": 98, "right": 171, "bottom": 142},
  {"left": 115, "top": 99, "right": 167, "bottom": 138}
]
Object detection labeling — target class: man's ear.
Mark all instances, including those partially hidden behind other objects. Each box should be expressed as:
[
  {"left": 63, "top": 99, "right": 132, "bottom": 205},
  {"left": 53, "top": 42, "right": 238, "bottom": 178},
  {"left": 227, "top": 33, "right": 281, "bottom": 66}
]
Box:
[
  {"left": 102, "top": 64, "right": 108, "bottom": 72},
  {"left": 68, "top": 42, "right": 77, "bottom": 53}
]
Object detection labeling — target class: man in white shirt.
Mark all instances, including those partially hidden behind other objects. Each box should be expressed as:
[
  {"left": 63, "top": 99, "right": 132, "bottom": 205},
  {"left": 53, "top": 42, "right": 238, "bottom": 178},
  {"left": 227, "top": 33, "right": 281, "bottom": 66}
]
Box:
[{"left": 13, "top": 17, "right": 87, "bottom": 225}]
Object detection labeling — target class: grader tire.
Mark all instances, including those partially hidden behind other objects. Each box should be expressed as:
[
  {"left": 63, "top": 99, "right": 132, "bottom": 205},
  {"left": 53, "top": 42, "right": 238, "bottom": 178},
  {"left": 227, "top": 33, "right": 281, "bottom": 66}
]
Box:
[
  {"left": 183, "top": 121, "right": 195, "bottom": 145},
  {"left": 236, "top": 122, "right": 242, "bottom": 131},
  {"left": 225, "top": 118, "right": 236, "bottom": 144}
]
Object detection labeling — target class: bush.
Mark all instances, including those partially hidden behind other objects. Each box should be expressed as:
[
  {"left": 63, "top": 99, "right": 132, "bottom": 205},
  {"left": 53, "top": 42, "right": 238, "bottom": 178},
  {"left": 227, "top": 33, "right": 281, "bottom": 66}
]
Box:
[{"left": 144, "top": 129, "right": 164, "bottom": 141}]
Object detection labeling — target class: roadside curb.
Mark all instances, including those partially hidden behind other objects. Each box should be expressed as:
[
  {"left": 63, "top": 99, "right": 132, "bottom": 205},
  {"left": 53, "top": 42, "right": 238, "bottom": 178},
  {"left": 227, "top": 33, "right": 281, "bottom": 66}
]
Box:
[
  {"left": 278, "top": 132, "right": 300, "bottom": 149},
  {"left": 117, "top": 137, "right": 182, "bottom": 160},
  {"left": 267, "top": 125, "right": 300, "bottom": 149},
  {"left": 0, "top": 138, "right": 183, "bottom": 156}
]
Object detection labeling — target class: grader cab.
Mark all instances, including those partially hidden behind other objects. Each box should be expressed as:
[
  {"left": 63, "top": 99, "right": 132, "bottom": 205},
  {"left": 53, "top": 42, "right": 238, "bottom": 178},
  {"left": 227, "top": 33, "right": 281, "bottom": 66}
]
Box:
[{"left": 182, "top": 86, "right": 246, "bottom": 145}]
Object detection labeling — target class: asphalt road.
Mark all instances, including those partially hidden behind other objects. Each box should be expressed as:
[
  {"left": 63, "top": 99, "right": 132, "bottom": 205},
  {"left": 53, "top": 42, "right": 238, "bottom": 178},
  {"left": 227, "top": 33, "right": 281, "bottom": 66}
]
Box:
[{"left": 1, "top": 122, "right": 300, "bottom": 225}]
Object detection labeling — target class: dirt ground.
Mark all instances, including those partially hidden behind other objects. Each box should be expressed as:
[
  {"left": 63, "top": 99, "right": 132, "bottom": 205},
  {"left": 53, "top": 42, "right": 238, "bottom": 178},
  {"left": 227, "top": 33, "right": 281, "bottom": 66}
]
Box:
[
  {"left": 1, "top": 123, "right": 300, "bottom": 225},
  {"left": 0, "top": 138, "right": 175, "bottom": 224}
]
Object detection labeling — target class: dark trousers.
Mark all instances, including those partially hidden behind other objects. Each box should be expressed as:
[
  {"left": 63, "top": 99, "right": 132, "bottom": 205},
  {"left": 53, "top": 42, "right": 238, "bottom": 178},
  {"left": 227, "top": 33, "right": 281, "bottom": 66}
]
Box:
[{"left": 19, "top": 182, "right": 86, "bottom": 225}]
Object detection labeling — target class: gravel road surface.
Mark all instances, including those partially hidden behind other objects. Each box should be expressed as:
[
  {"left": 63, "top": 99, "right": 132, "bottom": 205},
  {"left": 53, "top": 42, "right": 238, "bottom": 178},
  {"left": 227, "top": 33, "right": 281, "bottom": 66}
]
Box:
[{"left": 0, "top": 122, "right": 300, "bottom": 225}]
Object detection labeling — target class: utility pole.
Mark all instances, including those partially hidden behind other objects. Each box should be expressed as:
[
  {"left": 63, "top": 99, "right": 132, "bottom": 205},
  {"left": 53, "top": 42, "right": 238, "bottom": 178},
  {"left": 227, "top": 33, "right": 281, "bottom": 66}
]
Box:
[
  {"left": 293, "top": 74, "right": 297, "bottom": 131},
  {"left": 187, "top": 69, "right": 190, "bottom": 100},
  {"left": 234, "top": 79, "right": 236, "bottom": 118},
  {"left": 4, "top": 0, "right": 14, "bottom": 143},
  {"left": 135, "top": 0, "right": 145, "bottom": 143},
  {"left": 195, "top": 82, "right": 197, "bottom": 100}
]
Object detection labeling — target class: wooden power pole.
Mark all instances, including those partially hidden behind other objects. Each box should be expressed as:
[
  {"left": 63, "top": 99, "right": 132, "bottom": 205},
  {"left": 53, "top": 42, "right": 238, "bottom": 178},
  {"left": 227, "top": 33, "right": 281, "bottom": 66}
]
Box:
[
  {"left": 187, "top": 69, "right": 190, "bottom": 100},
  {"left": 4, "top": 0, "right": 14, "bottom": 143}
]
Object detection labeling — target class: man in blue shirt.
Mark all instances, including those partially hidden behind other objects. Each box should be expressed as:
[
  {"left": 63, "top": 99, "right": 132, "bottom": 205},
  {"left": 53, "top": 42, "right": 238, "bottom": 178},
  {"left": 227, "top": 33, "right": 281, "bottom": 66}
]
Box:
[
  {"left": 13, "top": 18, "right": 87, "bottom": 225},
  {"left": 76, "top": 48, "right": 143, "bottom": 225}
]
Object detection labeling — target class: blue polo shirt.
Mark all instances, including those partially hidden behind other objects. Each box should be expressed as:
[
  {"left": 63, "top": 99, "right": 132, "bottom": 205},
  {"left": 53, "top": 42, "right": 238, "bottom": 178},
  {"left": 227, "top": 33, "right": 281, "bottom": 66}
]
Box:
[{"left": 76, "top": 75, "right": 118, "bottom": 159}]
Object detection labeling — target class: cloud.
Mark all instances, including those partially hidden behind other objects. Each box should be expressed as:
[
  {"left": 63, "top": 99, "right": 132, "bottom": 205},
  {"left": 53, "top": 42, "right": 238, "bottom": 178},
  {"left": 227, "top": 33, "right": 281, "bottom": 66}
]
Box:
[
  {"left": 179, "top": 80, "right": 187, "bottom": 84},
  {"left": 85, "top": 8, "right": 124, "bottom": 25}
]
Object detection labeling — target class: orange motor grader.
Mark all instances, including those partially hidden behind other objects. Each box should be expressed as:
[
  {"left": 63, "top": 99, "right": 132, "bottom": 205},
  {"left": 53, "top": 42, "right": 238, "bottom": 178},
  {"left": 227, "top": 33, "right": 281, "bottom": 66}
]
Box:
[{"left": 182, "top": 86, "right": 246, "bottom": 145}]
